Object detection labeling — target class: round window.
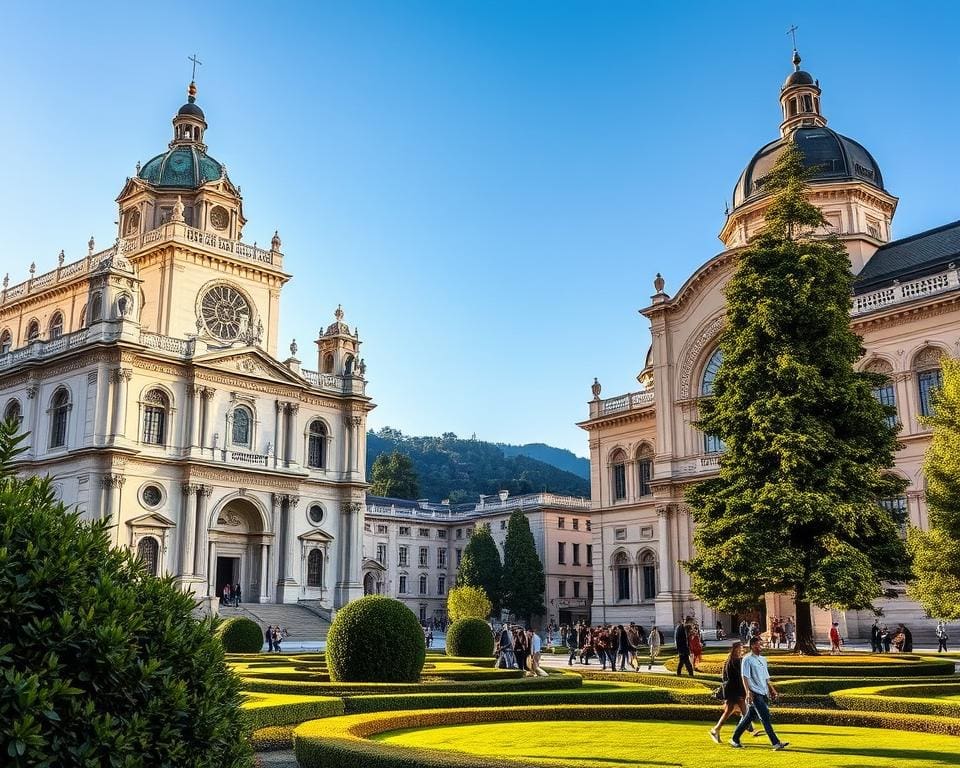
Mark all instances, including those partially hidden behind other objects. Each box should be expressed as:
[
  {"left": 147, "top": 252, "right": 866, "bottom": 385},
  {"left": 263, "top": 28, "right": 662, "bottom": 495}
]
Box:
[
  {"left": 198, "top": 284, "right": 252, "bottom": 341},
  {"left": 308, "top": 504, "right": 324, "bottom": 525},
  {"left": 141, "top": 485, "right": 163, "bottom": 508},
  {"left": 210, "top": 205, "right": 229, "bottom": 230}
]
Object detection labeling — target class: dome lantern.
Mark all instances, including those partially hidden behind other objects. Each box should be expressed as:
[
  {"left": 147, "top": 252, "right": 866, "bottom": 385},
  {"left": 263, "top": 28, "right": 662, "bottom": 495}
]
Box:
[
  {"left": 779, "top": 49, "right": 826, "bottom": 136},
  {"left": 171, "top": 80, "right": 208, "bottom": 151}
]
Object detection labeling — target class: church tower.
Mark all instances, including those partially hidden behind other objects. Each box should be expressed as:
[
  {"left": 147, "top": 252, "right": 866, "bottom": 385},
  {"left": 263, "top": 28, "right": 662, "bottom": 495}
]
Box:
[{"left": 115, "top": 80, "right": 288, "bottom": 356}]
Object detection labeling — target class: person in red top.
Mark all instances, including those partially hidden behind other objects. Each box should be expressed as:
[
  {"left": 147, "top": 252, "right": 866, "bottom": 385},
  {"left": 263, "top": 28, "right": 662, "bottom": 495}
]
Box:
[{"left": 829, "top": 622, "right": 843, "bottom": 654}]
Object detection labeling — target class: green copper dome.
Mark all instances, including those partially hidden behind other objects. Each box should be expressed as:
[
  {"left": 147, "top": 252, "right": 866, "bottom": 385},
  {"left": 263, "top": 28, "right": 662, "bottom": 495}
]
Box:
[{"left": 139, "top": 147, "right": 223, "bottom": 188}]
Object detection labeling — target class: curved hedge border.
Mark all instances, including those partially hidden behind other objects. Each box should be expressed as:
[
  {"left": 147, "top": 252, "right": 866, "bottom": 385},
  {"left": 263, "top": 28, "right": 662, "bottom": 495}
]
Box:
[
  {"left": 241, "top": 693, "right": 344, "bottom": 729},
  {"left": 832, "top": 683, "right": 960, "bottom": 718},
  {"left": 777, "top": 676, "right": 960, "bottom": 696},
  {"left": 293, "top": 704, "right": 960, "bottom": 768},
  {"left": 664, "top": 655, "right": 955, "bottom": 678}
]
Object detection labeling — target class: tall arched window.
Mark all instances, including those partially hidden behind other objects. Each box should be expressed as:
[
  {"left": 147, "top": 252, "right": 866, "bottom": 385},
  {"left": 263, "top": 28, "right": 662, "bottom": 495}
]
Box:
[
  {"left": 873, "top": 378, "right": 898, "bottom": 428},
  {"left": 78, "top": 305, "right": 87, "bottom": 328},
  {"left": 0, "top": 329, "right": 11, "bottom": 354},
  {"left": 27, "top": 320, "right": 40, "bottom": 342},
  {"left": 344, "top": 355, "right": 355, "bottom": 375},
  {"left": 614, "top": 552, "right": 630, "bottom": 602},
  {"left": 640, "top": 550, "right": 657, "bottom": 601},
  {"left": 307, "top": 420, "right": 328, "bottom": 468},
  {"left": 49, "top": 312, "right": 64, "bottom": 340},
  {"left": 232, "top": 406, "right": 252, "bottom": 447},
  {"left": 4, "top": 399, "right": 22, "bottom": 429},
  {"left": 700, "top": 347, "right": 723, "bottom": 396},
  {"left": 636, "top": 444, "right": 653, "bottom": 497},
  {"left": 49, "top": 388, "right": 70, "bottom": 448},
  {"left": 611, "top": 449, "right": 627, "bottom": 501},
  {"left": 419, "top": 573, "right": 428, "bottom": 595},
  {"left": 322, "top": 353, "right": 334, "bottom": 373},
  {"left": 914, "top": 347, "right": 944, "bottom": 418},
  {"left": 307, "top": 550, "right": 323, "bottom": 587},
  {"left": 142, "top": 389, "right": 169, "bottom": 445},
  {"left": 91, "top": 292, "right": 103, "bottom": 322},
  {"left": 137, "top": 537, "right": 160, "bottom": 576}
]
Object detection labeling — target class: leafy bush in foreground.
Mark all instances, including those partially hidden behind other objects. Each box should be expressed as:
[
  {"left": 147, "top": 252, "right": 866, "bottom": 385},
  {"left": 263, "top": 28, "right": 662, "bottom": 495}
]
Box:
[{"left": 218, "top": 616, "right": 266, "bottom": 653}]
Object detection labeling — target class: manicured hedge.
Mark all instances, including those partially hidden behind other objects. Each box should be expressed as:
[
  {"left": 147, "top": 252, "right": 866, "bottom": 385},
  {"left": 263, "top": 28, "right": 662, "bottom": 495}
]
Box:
[
  {"left": 446, "top": 618, "right": 495, "bottom": 657},
  {"left": 241, "top": 693, "right": 344, "bottom": 729},
  {"left": 664, "top": 654, "right": 955, "bottom": 678},
  {"left": 216, "top": 616, "right": 265, "bottom": 653},
  {"left": 326, "top": 596, "right": 426, "bottom": 682},
  {"left": 294, "top": 704, "right": 960, "bottom": 767},
  {"left": 832, "top": 683, "right": 960, "bottom": 718},
  {"left": 777, "top": 676, "right": 960, "bottom": 696},
  {"left": 250, "top": 725, "right": 294, "bottom": 752},
  {"left": 575, "top": 670, "right": 713, "bottom": 691}
]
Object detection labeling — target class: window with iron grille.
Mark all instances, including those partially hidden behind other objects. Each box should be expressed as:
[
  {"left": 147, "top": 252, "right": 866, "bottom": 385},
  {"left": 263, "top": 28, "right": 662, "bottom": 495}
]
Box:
[
  {"left": 307, "top": 550, "right": 323, "bottom": 587},
  {"left": 142, "top": 389, "right": 168, "bottom": 445}
]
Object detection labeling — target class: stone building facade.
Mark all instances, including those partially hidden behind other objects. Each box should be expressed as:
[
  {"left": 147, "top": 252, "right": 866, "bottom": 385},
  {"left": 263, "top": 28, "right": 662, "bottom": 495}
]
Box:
[
  {"left": 362, "top": 491, "right": 593, "bottom": 627},
  {"left": 0, "top": 81, "right": 372, "bottom": 613},
  {"left": 580, "top": 51, "right": 959, "bottom": 640}
]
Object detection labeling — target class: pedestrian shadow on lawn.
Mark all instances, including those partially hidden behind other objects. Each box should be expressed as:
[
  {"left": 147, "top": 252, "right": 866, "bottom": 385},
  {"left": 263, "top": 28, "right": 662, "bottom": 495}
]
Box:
[
  {"left": 743, "top": 745, "right": 960, "bottom": 765},
  {"left": 514, "top": 757, "right": 681, "bottom": 767}
]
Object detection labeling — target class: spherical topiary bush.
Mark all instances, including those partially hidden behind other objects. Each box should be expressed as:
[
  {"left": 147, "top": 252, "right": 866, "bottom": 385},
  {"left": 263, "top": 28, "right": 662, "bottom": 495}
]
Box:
[
  {"left": 446, "top": 618, "right": 494, "bottom": 657},
  {"left": 326, "top": 596, "right": 426, "bottom": 682},
  {"left": 217, "top": 616, "right": 265, "bottom": 653},
  {"left": 0, "top": 424, "right": 251, "bottom": 767}
]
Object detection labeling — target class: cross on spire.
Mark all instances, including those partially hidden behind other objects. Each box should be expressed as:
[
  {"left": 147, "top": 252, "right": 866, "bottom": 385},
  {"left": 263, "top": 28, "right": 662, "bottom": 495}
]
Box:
[
  {"left": 787, "top": 24, "right": 799, "bottom": 50},
  {"left": 188, "top": 53, "right": 202, "bottom": 81}
]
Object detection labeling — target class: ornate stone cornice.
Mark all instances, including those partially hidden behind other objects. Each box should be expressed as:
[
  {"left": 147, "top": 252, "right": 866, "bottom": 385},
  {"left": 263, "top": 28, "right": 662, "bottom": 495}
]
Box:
[{"left": 101, "top": 473, "right": 126, "bottom": 489}]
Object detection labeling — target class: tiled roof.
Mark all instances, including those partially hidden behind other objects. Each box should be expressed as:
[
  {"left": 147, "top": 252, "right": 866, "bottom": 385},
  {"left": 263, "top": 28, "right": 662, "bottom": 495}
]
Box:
[{"left": 855, "top": 220, "right": 960, "bottom": 293}]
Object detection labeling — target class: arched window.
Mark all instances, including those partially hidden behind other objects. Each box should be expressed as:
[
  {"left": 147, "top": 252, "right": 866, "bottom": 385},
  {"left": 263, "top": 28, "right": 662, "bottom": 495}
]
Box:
[
  {"left": 307, "top": 420, "right": 328, "bottom": 468},
  {"left": 137, "top": 537, "right": 160, "bottom": 576},
  {"left": 636, "top": 444, "right": 653, "bottom": 497},
  {"left": 307, "top": 550, "right": 323, "bottom": 587},
  {"left": 78, "top": 305, "right": 87, "bottom": 328},
  {"left": 701, "top": 348, "right": 723, "bottom": 396},
  {"left": 26, "top": 320, "right": 40, "bottom": 342},
  {"left": 879, "top": 495, "right": 909, "bottom": 535},
  {"left": 611, "top": 449, "right": 627, "bottom": 501},
  {"left": 142, "top": 389, "right": 169, "bottom": 445},
  {"left": 49, "top": 312, "right": 64, "bottom": 340},
  {"left": 91, "top": 292, "right": 103, "bottom": 322},
  {"left": 344, "top": 355, "right": 355, "bottom": 375},
  {"left": 614, "top": 551, "right": 630, "bottom": 602},
  {"left": 4, "top": 399, "right": 22, "bottom": 429},
  {"left": 419, "top": 573, "right": 428, "bottom": 595},
  {"left": 232, "top": 406, "right": 252, "bottom": 447},
  {"left": 322, "top": 353, "right": 334, "bottom": 374},
  {"left": 640, "top": 550, "right": 657, "bottom": 601},
  {"left": 873, "top": 378, "right": 898, "bottom": 428},
  {"left": 49, "top": 388, "right": 70, "bottom": 448},
  {"left": 0, "top": 329, "right": 11, "bottom": 354},
  {"left": 914, "top": 346, "right": 944, "bottom": 419}
]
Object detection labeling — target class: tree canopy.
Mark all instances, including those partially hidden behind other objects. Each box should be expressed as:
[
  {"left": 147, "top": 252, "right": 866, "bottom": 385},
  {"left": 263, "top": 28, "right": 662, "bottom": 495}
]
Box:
[
  {"left": 683, "top": 143, "right": 909, "bottom": 653},
  {"left": 456, "top": 523, "right": 503, "bottom": 611},
  {"left": 446, "top": 586, "right": 493, "bottom": 623},
  {"left": 908, "top": 358, "right": 960, "bottom": 619},
  {"left": 369, "top": 450, "right": 420, "bottom": 499},
  {"left": 501, "top": 508, "right": 546, "bottom": 622}
]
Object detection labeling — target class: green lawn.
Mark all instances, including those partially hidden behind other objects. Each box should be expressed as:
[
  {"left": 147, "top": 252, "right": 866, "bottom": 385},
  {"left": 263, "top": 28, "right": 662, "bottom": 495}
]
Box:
[{"left": 374, "top": 719, "right": 960, "bottom": 767}]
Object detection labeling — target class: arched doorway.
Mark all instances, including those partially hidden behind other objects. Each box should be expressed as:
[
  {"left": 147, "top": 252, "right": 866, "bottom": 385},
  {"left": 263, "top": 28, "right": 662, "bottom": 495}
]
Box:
[{"left": 208, "top": 497, "right": 271, "bottom": 603}]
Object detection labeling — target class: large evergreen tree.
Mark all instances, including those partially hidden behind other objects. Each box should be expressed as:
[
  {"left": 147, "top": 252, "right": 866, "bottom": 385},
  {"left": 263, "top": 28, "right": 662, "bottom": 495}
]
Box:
[
  {"left": 684, "top": 143, "right": 909, "bottom": 654},
  {"left": 456, "top": 523, "right": 503, "bottom": 611},
  {"left": 501, "top": 508, "right": 546, "bottom": 623},
  {"left": 908, "top": 358, "right": 960, "bottom": 619},
  {"left": 369, "top": 450, "right": 420, "bottom": 499}
]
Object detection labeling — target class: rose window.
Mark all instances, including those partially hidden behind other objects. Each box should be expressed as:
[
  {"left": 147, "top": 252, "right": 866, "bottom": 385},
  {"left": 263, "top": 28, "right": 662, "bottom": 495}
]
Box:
[{"left": 199, "top": 285, "right": 251, "bottom": 341}]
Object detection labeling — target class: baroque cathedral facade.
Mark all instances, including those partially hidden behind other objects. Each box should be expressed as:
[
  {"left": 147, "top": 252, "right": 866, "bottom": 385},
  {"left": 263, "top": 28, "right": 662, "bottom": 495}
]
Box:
[
  {"left": 0, "top": 81, "right": 372, "bottom": 613},
  {"left": 581, "top": 51, "right": 959, "bottom": 641}
]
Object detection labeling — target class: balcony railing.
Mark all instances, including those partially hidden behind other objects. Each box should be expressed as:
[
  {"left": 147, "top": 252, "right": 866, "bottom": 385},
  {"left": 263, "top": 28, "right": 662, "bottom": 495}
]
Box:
[
  {"left": 853, "top": 267, "right": 960, "bottom": 316},
  {"left": 120, "top": 222, "right": 282, "bottom": 269},
  {"left": 0, "top": 327, "right": 105, "bottom": 369},
  {"left": 2, "top": 247, "right": 116, "bottom": 306},
  {"left": 591, "top": 389, "right": 655, "bottom": 418},
  {"left": 139, "top": 332, "right": 196, "bottom": 356}
]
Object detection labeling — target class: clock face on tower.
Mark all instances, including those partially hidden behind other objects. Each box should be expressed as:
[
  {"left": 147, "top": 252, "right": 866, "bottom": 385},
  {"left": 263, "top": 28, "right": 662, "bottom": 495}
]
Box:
[{"left": 198, "top": 284, "right": 251, "bottom": 341}]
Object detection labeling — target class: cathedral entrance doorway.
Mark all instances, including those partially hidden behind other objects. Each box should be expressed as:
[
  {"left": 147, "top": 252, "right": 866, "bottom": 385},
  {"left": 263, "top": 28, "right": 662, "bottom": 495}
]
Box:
[{"left": 208, "top": 496, "right": 272, "bottom": 603}]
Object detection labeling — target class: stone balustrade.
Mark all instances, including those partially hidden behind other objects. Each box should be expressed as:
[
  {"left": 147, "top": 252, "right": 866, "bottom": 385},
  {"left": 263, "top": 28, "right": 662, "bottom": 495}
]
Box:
[
  {"left": 591, "top": 389, "right": 655, "bottom": 419},
  {"left": 120, "top": 222, "right": 282, "bottom": 269},
  {"left": 852, "top": 267, "right": 960, "bottom": 316},
  {"left": 2, "top": 247, "right": 116, "bottom": 305},
  {"left": 0, "top": 327, "right": 101, "bottom": 369},
  {"left": 366, "top": 492, "right": 592, "bottom": 521},
  {"left": 139, "top": 332, "right": 196, "bottom": 356}
]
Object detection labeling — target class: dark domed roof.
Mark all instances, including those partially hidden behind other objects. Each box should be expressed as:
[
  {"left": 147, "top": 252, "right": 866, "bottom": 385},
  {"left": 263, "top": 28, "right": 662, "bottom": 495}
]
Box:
[
  {"left": 784, "top": 70, "right": 815, "bottom": 87},
  {"left": 177, "top": 101, "right": 205, "bottom": 118},
  {"left": 732, "top": 126, "right": 884, "bottom": 210},
  {"left": 139, "top": 146, "right": 224, "bottom": 188}
]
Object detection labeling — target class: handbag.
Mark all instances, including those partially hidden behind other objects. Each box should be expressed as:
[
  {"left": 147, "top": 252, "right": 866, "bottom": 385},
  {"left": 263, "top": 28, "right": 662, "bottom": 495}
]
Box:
[{"left": 713, "top": 685, "right": 725, "bottom": 701}]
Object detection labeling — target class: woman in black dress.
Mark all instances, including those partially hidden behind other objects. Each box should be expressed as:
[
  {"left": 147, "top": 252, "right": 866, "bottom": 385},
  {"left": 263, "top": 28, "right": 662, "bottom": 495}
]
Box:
[{"left": 709, "top": 641, "right": 757, "bottom": 743}]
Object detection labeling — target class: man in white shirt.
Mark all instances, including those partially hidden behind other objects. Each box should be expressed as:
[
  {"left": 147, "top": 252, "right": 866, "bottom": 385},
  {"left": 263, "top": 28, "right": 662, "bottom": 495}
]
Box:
[
  {"left": 527, "top": 628, "right": 549, "bottom": 677},
  {"left": 730, "top": 635, "right": 789, "bottom": 751}
]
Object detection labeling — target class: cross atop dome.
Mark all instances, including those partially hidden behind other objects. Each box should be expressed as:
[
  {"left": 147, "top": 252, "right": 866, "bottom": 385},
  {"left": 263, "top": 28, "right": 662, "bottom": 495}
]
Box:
[{"left": 778, "top": 45, "right": 825, "bottom": 136}]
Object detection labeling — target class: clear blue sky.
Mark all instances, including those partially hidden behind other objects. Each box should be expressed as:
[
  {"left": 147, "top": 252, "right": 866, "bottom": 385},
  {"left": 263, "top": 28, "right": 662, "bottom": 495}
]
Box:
[{"left": 2, "top": 1, "right": 958, "bottom": 456}]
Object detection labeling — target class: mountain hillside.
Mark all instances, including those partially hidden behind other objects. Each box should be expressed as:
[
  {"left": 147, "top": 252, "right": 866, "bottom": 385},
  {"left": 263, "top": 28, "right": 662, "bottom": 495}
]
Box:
[
  {"left": 367, "top": 428, "right": 590, "bottom": 503},
  {"left": 498, "top": 442, "right": 589, "bottom": 479}
]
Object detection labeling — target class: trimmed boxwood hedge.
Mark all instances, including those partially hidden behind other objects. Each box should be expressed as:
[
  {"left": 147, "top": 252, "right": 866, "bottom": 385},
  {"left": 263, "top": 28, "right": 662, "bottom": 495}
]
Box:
[
  {"left": 293, "top": 704, "right": 960, "bottom": 767},
  {"left": 326, "top": 596, "right": 426, "bottom": 683},
  {"left": 216, "top": 616, "right": 265, "bottom": 653},
  {"left": 832, "top": 683, "right": 960, "bottom": 718},
  {"left": 250, "top": 725, "right": 294, "bottom": 752},
  {"left": 664, "top": 654, "right": 955, "bottom": 678},
  {"left": 241, "top": 693, "right": 344, "bottom": 729},
  {"left": 445, "top": 618, "right": 494, "bottom": 658}
]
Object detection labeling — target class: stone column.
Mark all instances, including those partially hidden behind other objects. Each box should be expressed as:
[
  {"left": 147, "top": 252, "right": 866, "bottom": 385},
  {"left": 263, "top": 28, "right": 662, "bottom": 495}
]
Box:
[
  {"left": 285, "top": 403, "right": 299, "bottom": 467},
  {"left": 199, "top": 387, "right": 215, "bottom": 451},
  {"left": 207, "top": 540, "right": 217, "bottom": 597},
  {"left": 656, "top": 505, "right": 673, "bottom": 594},
  {"left": 334, "top": 501, "right": 364, "bottom": 607},
  {"left": 259, "top": 543, "right": 270, "bottom": 601},
  {"left": 24, "top": 382, "right": 39, "bottom": 457},
  {"left": 179, "top": 483, "right": 198, "bottom": 575},
  {"left": 111, "top": 368, "right": 132, "bottom": 441},
  {"left": 193, "top": 485, "right": 213, "bottom": 576},
  {"left": 101, "top": 472, "right": 125, "bottom": 535},
  {"left": 342, "top": 415, "right": 354, "bottom": 478},
  {"left": 189, "top": 386, "right": 202, "bottom": 448},
  {"left": 273, "top": 400, "right": 284, "bottom": 468},
  {"left": 276, "top": 494, "right": 300, "bottom": 602}
]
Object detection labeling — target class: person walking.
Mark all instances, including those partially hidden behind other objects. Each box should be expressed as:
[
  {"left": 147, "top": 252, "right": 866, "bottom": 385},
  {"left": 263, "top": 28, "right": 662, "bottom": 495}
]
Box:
[
  {"left": 880, "top": 625, "right": 891, "bottom": 653},
  {"left": 221, "top": 583, "right": 231, "bottom": 607},
  {"left": 784, "top": 617, "right": 796, "bottom": 650},
  {"left": 729, "top": 635, "right": 789, "bottom": 751},
  {"left": 272, "top": 625, "right": 283, "bottom": 653},
  {"left": 233, "top": 583, "right": 242, "bottom": 607},
  {"left": 264, "top": 624, "right": 274, "bottom": 653},
  {"left": 870, "top": 620, "right": 881, "bottom": 653},
  {"left": 674, "top": 621, "right": 694, "bottom": 677},
  {"left": 901, "top": 624, "right": 914, "bottom": 653},
  {"left": 829, "top": 622, "right": 843, "bottom": 654},
  {"left": 528, "top": 628, "right": 549, "bottom": 677},
  {"left": 709, "top": 641, "right": 759, "bottom": 744},
  {"left": 514, "top": 627, "right": 530, "bottom": 675},
  {"left": 496, "top": 624, "right": 515, "bottom": 669},
  {"left": 936, "top": 621, "right": 949, "bottom": 653},
  {"left": 688, "top": 625, "right": 704, "bottom": 671},
  {"left": 648, "top": 625, "right": 662, "bottom": 670},
  {"left": 566, "top": 624, "right": 578, "bottom": 666},
  {"left": 617, "top": 624, "right": 634, "bottom": 672}
]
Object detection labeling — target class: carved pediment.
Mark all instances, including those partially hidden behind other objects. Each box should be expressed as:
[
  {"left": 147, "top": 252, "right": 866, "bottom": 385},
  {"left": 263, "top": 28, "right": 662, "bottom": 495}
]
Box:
[
  {"left": 300, "top": 527, "right": 335, "bottom": 543},
  {"left": 126, "top": 511, "right": 176, "bottom": 529},
  {"left": 194, "top": 347, "right": 305, "bottom": 386},
  {"left": 362, "top": 556, "right": 387, "bottom": 572}
]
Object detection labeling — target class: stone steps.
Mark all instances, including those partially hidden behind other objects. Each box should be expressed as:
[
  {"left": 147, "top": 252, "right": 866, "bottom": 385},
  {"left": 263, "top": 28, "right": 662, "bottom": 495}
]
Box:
[{"left": 219, "top": 603, "right": 330, "bottom": 643}]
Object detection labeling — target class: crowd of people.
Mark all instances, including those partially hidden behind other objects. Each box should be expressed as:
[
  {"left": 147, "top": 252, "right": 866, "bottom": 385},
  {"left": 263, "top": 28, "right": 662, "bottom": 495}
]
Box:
[
  {"left": 263, "top": 624, "right": 288, "bottom": 652},
  {"left": 493, "top": 624, "right": 549, "bottom": 676},
  {"left": 869, "top": 620, "right": 914, "bottom": 653},
  {"left": 220, "top": 582, "right": 242, "bottom": 607},
  {"left": 560, "top": 621, "right": 670, "bottom": 671}
]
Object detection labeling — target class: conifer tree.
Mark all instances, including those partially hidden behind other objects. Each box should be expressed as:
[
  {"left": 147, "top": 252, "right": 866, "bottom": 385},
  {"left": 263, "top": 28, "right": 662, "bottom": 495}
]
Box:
[
  {"left": 456, "top": 523, "right": 503, "bottom": 611},
  {"left": 908, "top": 358, "right": 960, "bottom": 619},
  {"left": 369, "top": 450, "right": 419, "bottom": 499},
  {"left": 684, "top": 143, "right": 908, "bottom": 654},
  {"left": 501, "top": 508, "right": 546, "bottom": 622}
]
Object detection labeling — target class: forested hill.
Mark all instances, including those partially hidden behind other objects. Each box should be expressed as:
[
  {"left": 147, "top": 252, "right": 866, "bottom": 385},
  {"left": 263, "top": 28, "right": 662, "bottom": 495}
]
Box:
[
  {"left": 497, "top": 442, "right": 589, "bottom": 479},
  {"left": 366, "top": 428, "right": 591, "bottom": 503}
]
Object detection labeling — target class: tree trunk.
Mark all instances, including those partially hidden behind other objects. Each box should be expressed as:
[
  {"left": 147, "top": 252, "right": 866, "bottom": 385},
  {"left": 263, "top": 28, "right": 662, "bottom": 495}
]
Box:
[{"left": 793, "top": 595, "right": 819, "bottom": 655}]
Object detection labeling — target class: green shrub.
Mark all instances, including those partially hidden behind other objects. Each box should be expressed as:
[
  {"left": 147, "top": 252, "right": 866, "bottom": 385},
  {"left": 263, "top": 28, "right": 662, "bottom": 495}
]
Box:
[
  {"left": 445, "top": 618, "right": 494, "bottom": 657},
  {"left": 250, "top": 725, "right": 294, "bottom": 752},
  {"left": 241, "top": 693, "right": 344, "bottom": 729},
  {"left": 0, "top": 424, "right": 251, "bottom": 767},
  {"left": 217, "top": 616, "right": 266, "bottom": 653},
  {"left": 326, "top": 596, "right": 426, "bottom": 682}
]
